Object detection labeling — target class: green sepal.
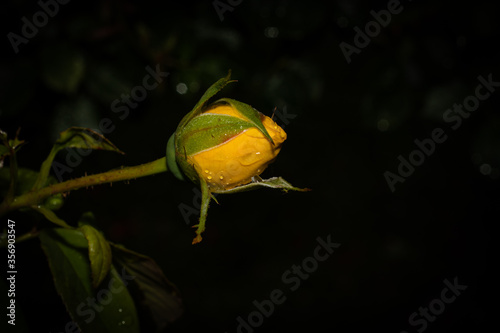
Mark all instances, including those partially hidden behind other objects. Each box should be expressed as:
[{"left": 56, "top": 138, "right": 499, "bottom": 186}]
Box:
[
  {"left": 177, "top": 70, "right": 236, "bottom": 130},
  {"left": 177, "top": 113, "right": 253, "bottom": 156},
  {"left": 215, "top": 98, "right": 274, "bottom": 144},
  {"left": 211, "top": 177, "right": 311, "bottom": 194},
  {"left": 166, "top": 133, "right": 185, "bottom": 181},
  {"left": 191, "top": 177, "right": 308, "bottom": 242},
  {"left": 170, "top": 71, "right": 236, "bottom": 185},
  {"left": 191, "top": 178, "right": 211, "bottom": 244},
  {"left": 175, "top": 152, "right": 198, "bottom": 185}
]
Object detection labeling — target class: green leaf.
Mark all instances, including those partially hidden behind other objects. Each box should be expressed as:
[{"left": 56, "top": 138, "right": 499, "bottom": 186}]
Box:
[
  {"left": 33, "top": 127, "right": 124, "bottom": 190},
  {"left": 0, "top": 130, "right": 25, "bottom": 193},
  {"left": 54, "top": 127, "right": 122, "bottom": 152},
  {"left": 0, "top": 129, "right": 26, "bottom": 152},
  {"left": 77, "top": 211, "right": 99, "bottom": 228},
  {"left": 7, "top": 137, "right": 26, "bottom": 151},
  {"left": 40, "top": 228, "right": 139, "bottom": 333},
  {"left": 0, "top": 167, "right": 41, "bottom": 196},
  {"left": 177, "top": 70, "right": 236, "bottom": 129},
  {"left": 0, "top": 167, "right": 64, "bottom": 209},
  {"left": 212, "top": 176, "right": 311, "bottom": 194},
  {"left": 110, "top": 243, "right": 184, "bottom": 332},
  {"left": 80, "top": 224, "right": 112, "bottom": 289},
  {"left": 0, "top": 138, "right": 8, "bottom": 168},
  {"left": 216, "top": 98, "right": 274, "bottom": 144},
  {"left": 0, "top": 144, "right": 9, "bottom": 162},
  {"left": 31, "top": 205, "right": 71, "bottom": 228}
]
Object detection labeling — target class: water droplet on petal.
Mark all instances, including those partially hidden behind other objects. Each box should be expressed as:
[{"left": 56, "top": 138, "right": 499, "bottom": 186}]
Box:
[
  {"left": 207, "top": 176, "right": 212, "bottom": 180},
  {"left": 240, "top": 152, "right": 263, "bottom": 165}
]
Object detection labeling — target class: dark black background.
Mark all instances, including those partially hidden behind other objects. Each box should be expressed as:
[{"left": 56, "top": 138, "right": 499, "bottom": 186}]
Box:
[{"left": 1, "top": 0, "right": 498, "bottom": 332}]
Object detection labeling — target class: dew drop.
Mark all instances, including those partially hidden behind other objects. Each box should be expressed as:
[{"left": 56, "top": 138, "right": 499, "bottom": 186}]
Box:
[
  {"left": 240, "top": 151, "right": 263, "bottom": 165},
  {"left": 204, "top": 169, "right": 210, "bottom": 174},
  {"left": 118, "top": 308, "right": 123, "bottom": 313},
  {"left": 207, "top": 176, "right": 212, "bottom": 180},
  {"left": 219, "top": 175, "right": 224, "bottom": 180}
]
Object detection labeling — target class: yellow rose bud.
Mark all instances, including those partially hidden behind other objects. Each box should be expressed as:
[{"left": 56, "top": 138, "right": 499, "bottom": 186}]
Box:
[
  {"left": 165, "top": 72, "right": 308, "bottom": 244},
  {"left": 188, "top": 105, "right": 286, "bottom": 191}
]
